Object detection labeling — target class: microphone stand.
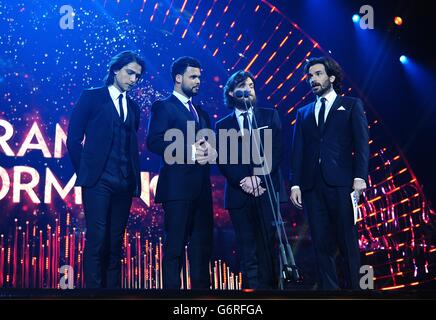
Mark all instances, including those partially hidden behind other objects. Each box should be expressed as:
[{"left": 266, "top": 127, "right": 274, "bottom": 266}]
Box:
[{"left": 237, "top": 89, "right": 302, "bottom": 288}]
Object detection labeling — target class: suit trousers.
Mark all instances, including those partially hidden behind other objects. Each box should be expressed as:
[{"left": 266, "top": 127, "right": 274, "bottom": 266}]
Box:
[
  {"left": 229, "top": 196, "right": 278, "bottom": 289},
  {"left": 82, "top": 172, "right": 134, "bottom": 288},
  {"left": 161, "top": 184, "right": 213, "bottom": 289},
  {"left": 302, "top": 166, "right": 361, "bottom": 290}
]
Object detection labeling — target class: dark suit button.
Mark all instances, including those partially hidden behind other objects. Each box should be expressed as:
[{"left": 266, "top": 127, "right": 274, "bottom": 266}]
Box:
[{"left": 320, "top": 138, "right": 323, "bottom": 142}]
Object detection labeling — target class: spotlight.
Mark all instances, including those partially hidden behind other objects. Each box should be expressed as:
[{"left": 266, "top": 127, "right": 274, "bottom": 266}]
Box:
[
  {"left": 394, "top": 16, "right": 403, "bottom": 26},
  {"left": 399, "top": 55, "right": 409, "bottom": 64},
  {"left": 352, "top": 14, "right": 360, "bottom": 23}
]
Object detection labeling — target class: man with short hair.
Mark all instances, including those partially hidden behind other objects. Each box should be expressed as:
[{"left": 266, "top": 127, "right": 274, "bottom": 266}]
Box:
[{"left": 147, "top": 56, "right": 216, "bottom": 289}]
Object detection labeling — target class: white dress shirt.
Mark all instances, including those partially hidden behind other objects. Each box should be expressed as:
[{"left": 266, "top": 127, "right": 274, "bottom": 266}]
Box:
[
  {"left": 234, "top": 106, "right": 253, "bottom": 135},
  {"left": 108, "top": 85, "right": 127, "bottom": 121},
  {"left": 314, "top": 89, "right": 337, "bottom": 125}
]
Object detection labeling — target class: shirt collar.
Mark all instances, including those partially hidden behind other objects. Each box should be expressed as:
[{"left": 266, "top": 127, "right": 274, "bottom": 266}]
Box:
[
  {"left": 172, "top": 90, "right": 191, "bottom": 105},
  {"left": 234, "top": 106, "right": 253, "bottom": 118},
  {"left": 317, "top": 89, "right": 337, "bottom": 105},
  {"left": 108, "top": 85, "right": 126, "bottom": 100}
]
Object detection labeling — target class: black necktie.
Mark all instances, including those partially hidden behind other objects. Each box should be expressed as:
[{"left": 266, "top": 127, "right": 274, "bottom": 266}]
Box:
[
  {"left": 318, "top": 97, "right": 326, "bottom": 133},
  {"left": 241, "top": 112, "right": 250, "bottom": 135},
  {"left": 118, "top": 94, "right": 125, "bottom": 122}
]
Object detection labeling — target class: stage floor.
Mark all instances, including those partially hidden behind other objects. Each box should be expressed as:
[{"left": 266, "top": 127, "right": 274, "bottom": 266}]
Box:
[{"left": 1, "top": 287, "right": 436, "bottom": 300}]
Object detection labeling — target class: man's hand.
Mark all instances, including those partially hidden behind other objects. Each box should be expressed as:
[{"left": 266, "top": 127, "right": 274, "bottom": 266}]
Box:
[
  {"left": 290, "top": 187, "right": 303, "bottom": 210},
  {"left": 195, "top": 138, "right": 217, "bottom": 165},
  {"left": 251, "top": 185, "right": 266, "bottom": 197},
  {"left": 353, "top": 178, "right": 366, "bottom": 198},
  {"left": 240, "top": 176, "right": 261, "bottom": 194},
  {"left": 240, "top": 176, "right": 264, "bottom": 196}
]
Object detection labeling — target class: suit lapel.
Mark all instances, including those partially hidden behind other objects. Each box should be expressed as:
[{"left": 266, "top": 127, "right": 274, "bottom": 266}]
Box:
[
  {"left": 126, "top": 98, "right": 135, "bottom": 127},
  {"left": 323, "top": 95, "right": 342, "bottom": 133},
  {"left": 169, "top": 94, "right": 197, "bottom": 123},
  {"left": 230, "top": 111, "right": 241, "bottom": 131},
  {"left": 308, "top": 102, "right": 318, "bottom": 134},
  {"left": 102, "top": 87, "right": 117, "bottom": 124},
  {"left": 195, "top": 105, "right": 208, "bottom": 129},
  {"left": 252, "top": 107, "right": 261, "bottom": 130}
]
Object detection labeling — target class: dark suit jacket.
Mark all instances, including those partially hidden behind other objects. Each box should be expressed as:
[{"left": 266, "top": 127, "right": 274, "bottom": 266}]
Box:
[
  {"left": 290, "top": 95, "right": 369, "bottom": 191},
  {"left": 146, "top": 94, "right": 212, "bottom": 203},
  {"left": 66, "top": 87, "right": 141, "bottom": 196},
  {"left": 215, "top": 107, "right": 286, "bottom": 209}
]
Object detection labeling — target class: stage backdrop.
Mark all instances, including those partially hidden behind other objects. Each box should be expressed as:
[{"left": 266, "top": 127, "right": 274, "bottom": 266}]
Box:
[{"left": 0, "top": 0, "right": 435, "bottom": 290}]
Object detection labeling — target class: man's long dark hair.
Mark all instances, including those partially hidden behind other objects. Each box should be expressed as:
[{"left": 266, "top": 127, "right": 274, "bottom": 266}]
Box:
[
  {"left": 303, "top": 56, "right": 343, "bottom": 93},
  {"left": 104, "top": 51, "right": 146, "bottom": 86},
  {"left": 223, "top": 70, "right": 255, "bottom": 108}
]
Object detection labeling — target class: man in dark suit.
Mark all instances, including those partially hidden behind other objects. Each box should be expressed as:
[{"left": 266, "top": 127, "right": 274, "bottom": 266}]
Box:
[
  {"left": 290, "top": 57, "right": 369, "bottom": 290},
  {"left": 215, "top": 70, "right": 284, "bottom": 289},
  {"left": 67, "top": 51, "right": 145, "bottom": 288},
  {"left": 147, "top": 56, "right": 216, "bottom": 289}
]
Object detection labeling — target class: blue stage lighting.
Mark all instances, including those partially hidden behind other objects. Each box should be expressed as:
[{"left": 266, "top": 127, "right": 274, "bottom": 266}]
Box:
[
  {"left": 400, "top": 55, "right": 409, "bottom": 64},
  {"left": 352, "top": 14, "right": 360, "bottom": 23}
]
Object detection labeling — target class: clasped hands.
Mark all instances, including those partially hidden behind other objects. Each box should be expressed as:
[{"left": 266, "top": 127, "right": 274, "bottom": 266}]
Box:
[{"left": 240, "top": 176, "right": 265, "bottom": 197}]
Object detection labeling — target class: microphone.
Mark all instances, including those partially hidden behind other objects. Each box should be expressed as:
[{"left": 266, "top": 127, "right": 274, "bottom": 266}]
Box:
[{"left": 234, "top": 89, "right": 250, "bottom": 98}]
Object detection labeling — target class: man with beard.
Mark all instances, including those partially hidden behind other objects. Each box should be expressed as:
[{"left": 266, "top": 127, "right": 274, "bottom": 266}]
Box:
[
  {"left": 147, "top": 56, "right": 216, "bottom": 289},
  {"left": 67, "top": 51, "right": 145, "bottom": 288},
  {"left": 290, "top": 57, "right": 369, "bottom": 290},
  {"left": 215, "top": 70, "right": 285, "bottom": 289}
]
